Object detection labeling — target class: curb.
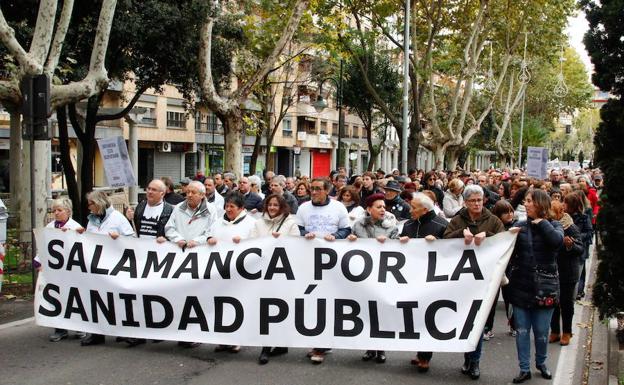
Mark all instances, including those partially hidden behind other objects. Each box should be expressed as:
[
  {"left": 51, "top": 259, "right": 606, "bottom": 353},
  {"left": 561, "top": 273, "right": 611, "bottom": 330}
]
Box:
[{"left": 608, "top": 318, "right": 623, "bottom": 384}]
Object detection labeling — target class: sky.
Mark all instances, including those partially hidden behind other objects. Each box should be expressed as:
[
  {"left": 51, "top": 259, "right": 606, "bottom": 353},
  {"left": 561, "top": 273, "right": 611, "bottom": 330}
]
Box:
[{"left": 566, "top": 10, "right": 593, "bottom": 79}]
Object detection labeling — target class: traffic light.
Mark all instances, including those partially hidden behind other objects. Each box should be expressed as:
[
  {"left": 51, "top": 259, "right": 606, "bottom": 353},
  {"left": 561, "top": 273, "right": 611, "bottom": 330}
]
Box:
[{"left": 20, "top": 74, "right": 51, "bottom": 140}]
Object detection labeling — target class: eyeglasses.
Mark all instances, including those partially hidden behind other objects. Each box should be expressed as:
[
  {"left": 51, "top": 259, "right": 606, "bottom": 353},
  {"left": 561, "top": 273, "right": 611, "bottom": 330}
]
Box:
[
  {"left": 428, "top": 178, "right": 436, "bottom": 181},
  {"left": 466, "top": 198, "right": 483, "bottom": 204},
  {"left": 310, "top": 186, "right": 324, "bottom": 192}
]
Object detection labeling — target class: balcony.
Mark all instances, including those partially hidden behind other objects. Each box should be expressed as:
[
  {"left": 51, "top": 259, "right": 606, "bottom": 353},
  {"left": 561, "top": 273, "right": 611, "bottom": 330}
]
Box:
[
  {"left": 167, "top": 119, "right": 186, "bottom": 129},
  {"left": 141, "top": 117, "right": 157, "bottom": 126},
  {"left": 282, "top": 130, "right": 293, "bottom": 137}
]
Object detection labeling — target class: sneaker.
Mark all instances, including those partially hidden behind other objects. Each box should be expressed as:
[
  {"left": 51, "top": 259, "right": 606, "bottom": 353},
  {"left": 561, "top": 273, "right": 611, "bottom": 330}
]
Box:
[
  {"left": 483, "top": 330, "right": 494, "bottom": 341},
  {"left": 49, "top": 329, "right": 68, "bottom": 342},
  {"left": 74, "top": 331, "right": 87, "bottom": 339},
  {"left": 310, "top": 351, "right": 325, "bottom": 364}
]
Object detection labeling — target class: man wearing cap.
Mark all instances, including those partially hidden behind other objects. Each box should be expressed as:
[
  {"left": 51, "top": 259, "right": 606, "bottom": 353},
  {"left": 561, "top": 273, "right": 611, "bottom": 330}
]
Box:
[
  {"left": 179, "top": 177, "right": 191, "bottom": 197},
  {"left": 375, "top": 168, "right": 385, "bottom": 180},
  {"left": 384, "top": 180, "right": 411, "bottom": 220}
]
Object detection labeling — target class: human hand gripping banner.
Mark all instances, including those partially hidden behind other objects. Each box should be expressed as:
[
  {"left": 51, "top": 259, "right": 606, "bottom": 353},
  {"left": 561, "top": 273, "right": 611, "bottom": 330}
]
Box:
[{"left": 34, "top": 228, "right": 517, "bottom": 352}]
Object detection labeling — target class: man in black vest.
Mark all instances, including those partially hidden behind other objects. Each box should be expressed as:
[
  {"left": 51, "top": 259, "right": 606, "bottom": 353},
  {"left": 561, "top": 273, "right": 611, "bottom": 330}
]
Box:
[{"left": 124, "top": 179, "right": 174, "bottom": 347}]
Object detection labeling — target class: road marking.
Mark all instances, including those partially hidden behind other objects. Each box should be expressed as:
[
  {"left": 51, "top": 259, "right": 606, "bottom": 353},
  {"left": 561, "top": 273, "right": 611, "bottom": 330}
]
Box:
[{"left": 0, "top": 317, "right": 34, "bottom": 330}]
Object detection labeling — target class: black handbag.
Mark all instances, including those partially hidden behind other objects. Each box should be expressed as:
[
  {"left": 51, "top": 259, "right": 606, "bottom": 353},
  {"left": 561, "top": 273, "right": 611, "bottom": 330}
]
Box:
[{"left": 527, "top": 223, "right": 560, "bottom": 308}]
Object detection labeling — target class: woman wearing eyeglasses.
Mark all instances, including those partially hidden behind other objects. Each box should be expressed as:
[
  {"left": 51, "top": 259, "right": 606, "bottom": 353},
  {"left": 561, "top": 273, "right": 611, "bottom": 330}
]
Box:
[
  {"left": 422, "top": 171, "right": 445, "bottom": 211},
  {"left": 443, "top": 184, "right": 505, "bottom": 380}
]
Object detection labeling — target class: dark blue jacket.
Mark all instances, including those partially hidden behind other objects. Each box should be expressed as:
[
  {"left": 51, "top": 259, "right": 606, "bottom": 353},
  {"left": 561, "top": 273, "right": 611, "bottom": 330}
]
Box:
[
  {"left": 556, "top": 222, "right": 584, "bottom": 283},
  {"left": 400, "top": 210, "right": 448, "bottom": 239},
  {"left": 571, "top": 211, "right": 592, "bottom": 260},
  {"left": 507, "top": 219, "right": 564, "bottom": 308}
]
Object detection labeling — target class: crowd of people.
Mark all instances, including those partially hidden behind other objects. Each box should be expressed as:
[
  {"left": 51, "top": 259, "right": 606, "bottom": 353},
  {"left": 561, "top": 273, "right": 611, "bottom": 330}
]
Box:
[{"left": 39, "top": 164, "right": 602, "bottom": 383}]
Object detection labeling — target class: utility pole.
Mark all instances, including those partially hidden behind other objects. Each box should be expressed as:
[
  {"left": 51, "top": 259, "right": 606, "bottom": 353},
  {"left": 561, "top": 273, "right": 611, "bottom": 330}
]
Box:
[{"left": 401, "top": 0, "right": 410, "bottom": 174}]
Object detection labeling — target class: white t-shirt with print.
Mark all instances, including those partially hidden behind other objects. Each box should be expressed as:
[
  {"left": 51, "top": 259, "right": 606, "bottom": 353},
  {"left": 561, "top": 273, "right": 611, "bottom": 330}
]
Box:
[{"left": 295, "top": 199, "right": 349, "bottom": 237}]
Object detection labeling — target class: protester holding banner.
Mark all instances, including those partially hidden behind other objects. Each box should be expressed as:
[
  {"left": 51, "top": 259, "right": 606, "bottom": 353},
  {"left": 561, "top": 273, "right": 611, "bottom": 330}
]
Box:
[
  {"left": 346, "top": 193, "right": 399, "bottom": 364},
  {"left": 124, "top": 179, "right": 173, "bottom": 347},
  {"left": 81, "top": 191, "right": 135, "bottom": 346},
  {"left": 251, "top": 194, "right": 299, "bottom": 365},
  {"left": 399, "top": 192, "right": 448, "bottom": 373},
  {"left": 39, "top": 197, "right": 85, "bottom": 343},
  {"left": 209, "top": 191, "right": 256, "bottom": 353},
  {"left": 507, "top": 189, "right": 563, "bottom": 383},
  {"left": 296, "top": 177, "right": 350, "bottom": 364},
  {"left": 548, "top": 200, "right": 584, "bottom": 346},
  {"left": 443, "top": 184, "right": 505, "bottom": 380},
  {"left": 164, "top": 181, "right": 217, "bottom": 250}
]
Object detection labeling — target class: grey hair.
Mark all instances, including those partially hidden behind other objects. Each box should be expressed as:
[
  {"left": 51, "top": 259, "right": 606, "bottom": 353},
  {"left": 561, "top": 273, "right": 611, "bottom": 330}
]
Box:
[
  {"left": 86, "top": 191, "right": 110, "bottom": 215},
  {"left": 272, "top": 175, "right": 286, "bottom": 187},
  {"left": 463, "top": 184, "right": 484, "bottom": 200},
  {"left": 149, "top": 179, "right": 167, "bottom": 193},
  {"left": 411, "top": 192, "right": 434, "bottom": 211},
  {"left": 52, "top": 196, "right": 73, "bottom": 213},
  {"left": 248, "top": 175, "right": 262, "bottom": 187},
  {"left": 223, "top": 172, "right": 236, "bottom": 182},
  {"left": 188, "top": 180, "right": 206, "bottom": 194}
]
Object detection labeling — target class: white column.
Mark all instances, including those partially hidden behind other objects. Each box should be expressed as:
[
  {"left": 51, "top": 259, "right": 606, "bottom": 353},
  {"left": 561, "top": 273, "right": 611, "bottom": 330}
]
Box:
[
  {"left": 376, "top": 150, "right": 381, "bottom": 170},
  {"left": 393, "top": 148, "right": 399, "bottom": 171},
  {"left": 343, "top": 145, "right": 349, "bottom": 174},
  {"left": 356, "top": 146, "right": 362, "bottom": 174},
  {"left": 331, "top": 145, "right": 337, "bottom": 170},
  {"left": 198, "top": 146, "right": 206, "bottom": 174}
]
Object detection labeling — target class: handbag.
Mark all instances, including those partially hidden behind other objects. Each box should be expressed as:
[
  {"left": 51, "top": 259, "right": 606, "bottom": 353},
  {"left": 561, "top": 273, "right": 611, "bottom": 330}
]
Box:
[{"left": 527, "top": 223, "right": 560, "bottom": 308}]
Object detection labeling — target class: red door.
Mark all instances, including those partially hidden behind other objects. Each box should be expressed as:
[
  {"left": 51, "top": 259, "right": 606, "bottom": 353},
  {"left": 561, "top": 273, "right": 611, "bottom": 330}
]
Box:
[{"left": 312, "top": 150, "right": 331, "bottom": 177}]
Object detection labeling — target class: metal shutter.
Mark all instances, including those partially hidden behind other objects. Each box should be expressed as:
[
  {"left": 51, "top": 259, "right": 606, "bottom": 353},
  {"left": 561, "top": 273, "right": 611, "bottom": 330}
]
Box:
[{"left": 153, "top": 152, "right": 181, "bottom": 181}]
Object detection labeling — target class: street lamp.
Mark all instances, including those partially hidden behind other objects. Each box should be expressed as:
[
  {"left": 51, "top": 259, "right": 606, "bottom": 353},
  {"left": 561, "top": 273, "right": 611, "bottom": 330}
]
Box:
[{"left": 313, "top": 60, "right": 344, "bottom": 170}]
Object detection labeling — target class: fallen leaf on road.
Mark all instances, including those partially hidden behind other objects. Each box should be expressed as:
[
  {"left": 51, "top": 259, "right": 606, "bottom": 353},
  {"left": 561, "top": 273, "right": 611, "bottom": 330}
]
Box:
[
  {"left": 577, "top": 322, "right": 590, "bottom": 329},
  {"left": 4, "top": 294, "right": 15, "bottom": 299},
  {"left": 591, "top": 361, "right": 604, "bottom": 370}
]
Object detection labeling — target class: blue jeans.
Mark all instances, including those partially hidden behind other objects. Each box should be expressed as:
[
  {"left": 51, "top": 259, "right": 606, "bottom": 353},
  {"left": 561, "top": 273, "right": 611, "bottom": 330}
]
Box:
[
  {"left": 513, "top": 305, "right": 554, "bottom": 371},
  {"left": 465, "top": 335, "right": 483, "bottom": 362}
]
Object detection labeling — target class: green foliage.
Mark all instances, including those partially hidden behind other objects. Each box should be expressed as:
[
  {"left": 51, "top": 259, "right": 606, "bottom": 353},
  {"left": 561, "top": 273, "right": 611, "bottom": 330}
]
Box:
[
  {"left": 592, "top": 99, "right": 624, "bottom": 318},
  {"left": 342, "top": 52, "right": 401, "bottom": 122},
  {"left": 582, "top": 0, "right": 624, "bottom": 95},
  {"left": 582, "top": 0, "right": 624, "bottom": 319}
]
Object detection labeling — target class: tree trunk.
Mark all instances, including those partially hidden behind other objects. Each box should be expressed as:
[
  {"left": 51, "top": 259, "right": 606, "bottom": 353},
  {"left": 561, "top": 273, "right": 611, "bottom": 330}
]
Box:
[
  {"left": 446, "top": 148, "right": 460, "bottom": 171},
  {"left": 249, "top": 129, "right": 263, "bottom": 176},
  {"left": 221, "top": 111, "right": 244, "bottom": 177},
  {"left": 433, "top": 145, "right": 445, "bottom": 171},
  {"left": 56, "top": 107, "right": 80, "bottom": 221}
]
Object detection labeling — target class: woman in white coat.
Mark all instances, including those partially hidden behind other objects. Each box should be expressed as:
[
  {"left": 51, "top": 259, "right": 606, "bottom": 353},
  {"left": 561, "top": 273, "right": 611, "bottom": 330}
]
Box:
[
  {"left": 251, "top": 194, "right": 300, "bottom": 365},
  {"left": 80, "top": 191, "right": 134, "bottom": 346},
  {"left": 208, "top": 192, "right": 256, "bottom": 353},
  {"left": 38, "top": 197, "right": 84, "bottom": 343}
]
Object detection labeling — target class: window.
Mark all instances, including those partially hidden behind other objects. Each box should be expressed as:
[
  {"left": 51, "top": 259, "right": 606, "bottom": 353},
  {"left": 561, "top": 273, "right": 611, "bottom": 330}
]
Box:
[
  {"left": 320, "top": 121, "right": 328, "bottom": 135},
  {"left": 195, "top": 112, "right": 207, "bottom": 131},
  {"left": 332, "top": 123, "right": 339, "bottom": 137},
  {"left": 207, "top": 112, "right": 222, "bottom": 132},
  {"left": 167, "top": 111, "right": 185, "bottom": 128},
  {"left": 352, "top": 126, "right": 359, "bottom": 138},
  {"left": 297, "top": 116, "right": 316, "bottom": 134},
  {"left": 282, "top": 118, "right": 293, "bottom": 137},
  {"left": 141, "top": 107, "right": 156, "bottom": 126}
]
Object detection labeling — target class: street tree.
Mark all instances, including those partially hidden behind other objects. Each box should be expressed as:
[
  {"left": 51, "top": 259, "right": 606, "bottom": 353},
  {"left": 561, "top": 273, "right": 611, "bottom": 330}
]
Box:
[
  {"left": 581, "top": 0, "right": 624, "bottom": 319},
  {"left": 54, "top": 0, "right": 218, "bottom": 223},
  {"left": 341, "top": 52, "right": 401, "bottom": 171},
  {"left": 0, "top": 0, "right": 117, "bottom": 236},
  {"left": 199, "top": 0, "right": 310, "bottom": 177}
]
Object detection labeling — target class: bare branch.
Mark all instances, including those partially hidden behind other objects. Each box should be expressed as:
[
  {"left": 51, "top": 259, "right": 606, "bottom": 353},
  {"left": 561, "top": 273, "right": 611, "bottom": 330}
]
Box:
[
  {"left": 29, "top": 0, "right": 57, "bottom": 65},
  {"left": 96, "top": 84, "right": 149, "bottom": 122},
  {"left": 50, "top": 0, "right": 117, "bottom": 108},
  {"left": 234, "top": 0, "right": 309, "bottom": 100},
  {"left": 45, "top": 0, "right": 75, "bottom": 76},
  {"left": 0, "top": 9, "right": 40, "bottom": 74},
  {"left": 199, "top": 15, "right": 230, "bottom": 115}
]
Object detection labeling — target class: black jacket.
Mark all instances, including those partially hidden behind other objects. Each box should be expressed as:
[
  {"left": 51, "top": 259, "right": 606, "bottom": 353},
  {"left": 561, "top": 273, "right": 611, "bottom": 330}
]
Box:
[
  {"left": 360, "top": 185, "right": 382, "bottom": 208},
  {"left": 571, "top": 211, "right": 593, "bottom": 259},
  {"left": 385, "top": 196, "right": 411, "bottom": 220},
  {"left": 556, "top": 223, "right": 584, "bottom": 283},
  {"left": 164, "top": 192, "right": 184, "bottom": 205},
  {"left": 243, "top": 191, "right": 263, "bottom": 211},
  {"left": 507, "top": 219, "right": 564, "bottom": 308},
  {"left": 400, "top": 210, "right": 448, "bottom": 239},
  {"left": 133, "top": 199, "right": 174, "bottom": 238}
]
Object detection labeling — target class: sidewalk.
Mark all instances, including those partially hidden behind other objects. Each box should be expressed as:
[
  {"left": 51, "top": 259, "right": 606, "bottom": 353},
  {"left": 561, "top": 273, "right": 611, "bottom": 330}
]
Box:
[{"left": 0, "top": 294, "right": 34, "bottom": 325}]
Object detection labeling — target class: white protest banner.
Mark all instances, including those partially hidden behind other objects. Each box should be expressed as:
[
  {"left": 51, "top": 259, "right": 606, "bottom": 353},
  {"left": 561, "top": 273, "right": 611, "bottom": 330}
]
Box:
[
  {"left": 34, "top": 228, "right": 517, "bottom": 352},
  {"left": 527, "top": 146, "right": 549, "bottom": 180},
  {"left": 97, "top": 136, "right": 136, "bottom": 187}
]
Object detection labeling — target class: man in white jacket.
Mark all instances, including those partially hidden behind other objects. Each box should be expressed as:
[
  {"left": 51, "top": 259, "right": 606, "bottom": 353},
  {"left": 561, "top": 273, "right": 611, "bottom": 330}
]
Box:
[{"left": 164, "top": 181, "right": 217, "bottom": 249}]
